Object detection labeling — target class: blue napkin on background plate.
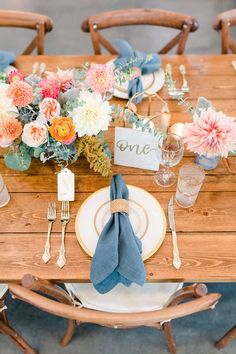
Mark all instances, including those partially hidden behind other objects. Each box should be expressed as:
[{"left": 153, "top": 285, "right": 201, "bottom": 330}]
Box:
[
  {"left": 0, "top": 50, "right": 16, "bottom": 72},
  {"left": 114, "top": 39, "right": 161, "bottom": 103},
  {"left": 90, "top": 174, "right": 146, "bottom": 294}
]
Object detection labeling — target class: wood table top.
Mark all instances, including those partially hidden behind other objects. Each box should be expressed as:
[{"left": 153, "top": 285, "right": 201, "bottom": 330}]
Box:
[{"left": 0, "top": 54, "right": 236, "bottom": 283}]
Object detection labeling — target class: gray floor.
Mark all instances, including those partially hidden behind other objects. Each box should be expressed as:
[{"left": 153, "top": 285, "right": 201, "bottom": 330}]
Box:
[{"left": 1, "top": 1, "right": 236, "bottom": 353}]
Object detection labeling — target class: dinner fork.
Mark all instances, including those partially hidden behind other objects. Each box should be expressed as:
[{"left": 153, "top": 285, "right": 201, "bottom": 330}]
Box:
[
  {"left": 179, "top": 64, "right": 189, "bottom": 93},
  {"left": 42, "top": 202, "right": 56, "bottom": 263},
  {"left": 56, "top": 201, "right": 70, "bottom": 268}
]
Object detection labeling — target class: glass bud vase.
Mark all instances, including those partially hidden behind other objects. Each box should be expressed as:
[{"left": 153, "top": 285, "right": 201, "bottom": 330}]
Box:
[{"left": 195, "top": 153, "right": 220, "bottom": 170}]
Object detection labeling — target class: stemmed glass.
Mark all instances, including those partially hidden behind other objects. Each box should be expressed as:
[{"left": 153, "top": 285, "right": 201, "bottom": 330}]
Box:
[{"left": 154, "top": 133, "right": 184, "bottom": 187}]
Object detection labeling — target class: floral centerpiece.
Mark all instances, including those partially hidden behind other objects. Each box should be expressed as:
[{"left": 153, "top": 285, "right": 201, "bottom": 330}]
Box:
[{"left": 0, "top": 62, "right": 135, "bottom": 176}]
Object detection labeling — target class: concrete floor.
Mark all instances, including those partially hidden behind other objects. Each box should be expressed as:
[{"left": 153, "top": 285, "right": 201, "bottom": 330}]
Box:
[{"left": 1, "top": 1, "right": 236, "bottom": 353}]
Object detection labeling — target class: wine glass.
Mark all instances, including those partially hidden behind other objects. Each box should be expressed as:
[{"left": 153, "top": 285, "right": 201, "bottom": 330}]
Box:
[{"left": 154, "top": 133, "right": 184, "bottom": 187}]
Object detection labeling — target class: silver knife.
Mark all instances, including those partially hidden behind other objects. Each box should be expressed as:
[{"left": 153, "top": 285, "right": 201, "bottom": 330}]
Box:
[{"left": 168, "top": 196, "right": 181, "bottom": 269}]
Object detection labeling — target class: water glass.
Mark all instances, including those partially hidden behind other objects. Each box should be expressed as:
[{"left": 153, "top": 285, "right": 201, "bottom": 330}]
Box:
[
  {"left": 175, "top": 164, "right": 205, "bottom": 208},
  {"left": 0, "top": 175, "right": 10, "bottom": 208}
]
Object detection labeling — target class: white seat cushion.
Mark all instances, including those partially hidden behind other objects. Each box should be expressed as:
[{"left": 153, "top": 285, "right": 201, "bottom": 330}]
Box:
[{"left": 65, "top": 282, "right": 183, "bottom": 313}]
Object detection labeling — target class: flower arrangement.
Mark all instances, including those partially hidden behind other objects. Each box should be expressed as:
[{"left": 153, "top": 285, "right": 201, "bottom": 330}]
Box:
[
  {"left": 0, "top": 62, "right": 138, "bottom": 176},
  {"left": 183, "top": 108, "right": 236, "bottom": 158}
]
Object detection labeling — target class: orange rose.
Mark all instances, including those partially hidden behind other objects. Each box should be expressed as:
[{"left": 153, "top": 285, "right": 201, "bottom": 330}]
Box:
[{"left": 49, "top": 117, "right": 76, "bottom": 145}]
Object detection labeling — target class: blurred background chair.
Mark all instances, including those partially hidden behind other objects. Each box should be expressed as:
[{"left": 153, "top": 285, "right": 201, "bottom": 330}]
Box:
[
  {"left": 0, "top": 284, "right": 37, "bottom": 354},
  {"left": 213, "top": 9, "right": 236, "bottom": 53},
  {"left": 9, "top": 275, "right": 220, "bottom": 354},
  {"left": 81, "top": 8, "right": 199, "bottom": 55},
  {"left": 0, "top": 10, "right": 53, "bottom": 54}
]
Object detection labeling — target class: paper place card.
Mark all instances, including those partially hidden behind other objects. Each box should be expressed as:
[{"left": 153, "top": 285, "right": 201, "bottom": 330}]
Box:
[
  {"left": 114, "top": 127, "right": 160, "bottom": 171},
  {"left": 57, "top": 168, "right": 75, "bottom": 201}
]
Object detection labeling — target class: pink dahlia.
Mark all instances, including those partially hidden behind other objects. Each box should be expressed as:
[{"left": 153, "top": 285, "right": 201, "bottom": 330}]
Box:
[
  {"left": 8, "top": 70, "right": 25, "bottom": 84},
  {"left": 8, "top": 81, "right": 33, "bottom": 107},
  {"left": 183, "top": 108, "right": 236, "bottom": 158},
  {"left": 45, "top": 68, "right": 74, "bottom": 92},
  {"left": 37, "top": 79, "right": 60, "bottom": 99},
  {"left": 0, "top": 116, "right": 22, "bottom": 147},
  {"left": 86, "top": 63, "right": 115, "bottom": 94}
]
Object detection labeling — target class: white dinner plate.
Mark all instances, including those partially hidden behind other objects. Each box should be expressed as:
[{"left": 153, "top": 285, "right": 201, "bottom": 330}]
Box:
[
  {"left": 75, "top": 185, "right": 166, "bottom": 260},
  {"left": 4, "top": 65, "right": 16, "bottom": 75},
  {"left": 108, "top": 59, "right": 165, "bottom": 99}
]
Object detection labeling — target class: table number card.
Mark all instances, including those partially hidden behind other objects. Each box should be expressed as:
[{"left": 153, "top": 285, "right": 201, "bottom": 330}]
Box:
[
  {"left": 114, "top": 127, "right": 160, "bottom": 171},
  {"left": 57, "top": 168, "right": 75, "bottom": 201}
]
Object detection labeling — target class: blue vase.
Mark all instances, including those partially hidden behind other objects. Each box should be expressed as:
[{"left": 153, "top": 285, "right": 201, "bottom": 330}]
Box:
[{"left": 195, "top": 154, "right": 220, "bottom": 170}]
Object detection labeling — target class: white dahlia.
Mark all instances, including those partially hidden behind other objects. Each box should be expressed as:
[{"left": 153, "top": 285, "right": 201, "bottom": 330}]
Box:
[
  {"left": 0, "top": 83, "right": 18, "bottom": 119},
  {"left": 69, "top": 91, "right": 112, "bottom": 137}
]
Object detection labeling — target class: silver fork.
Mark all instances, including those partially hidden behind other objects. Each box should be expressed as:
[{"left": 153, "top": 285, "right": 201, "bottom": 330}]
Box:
[
  {"left": 42, "top": 202, "right": 56, "bottom": 263},
  {"left": 56, "top": 201, "right": 70, "bottom": 268},
  {"left": 179, "top": 64, "right": 189, "bottom": 93}
]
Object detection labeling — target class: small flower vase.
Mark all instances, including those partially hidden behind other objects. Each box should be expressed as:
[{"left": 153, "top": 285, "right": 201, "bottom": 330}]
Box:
[{"left": 195, "top": 153, "right": 220, "bottom": 170}]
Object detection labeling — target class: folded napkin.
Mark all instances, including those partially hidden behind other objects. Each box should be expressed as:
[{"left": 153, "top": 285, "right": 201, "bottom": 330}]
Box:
[
  {"left": 114, "top": 39, "right": 161, "bottom": 103},
  {"left": 0, "top": 50, "right": 16, "bottom": 72},
  {"left": 90, "top": 174, "right": 146, "bottom": 294}
]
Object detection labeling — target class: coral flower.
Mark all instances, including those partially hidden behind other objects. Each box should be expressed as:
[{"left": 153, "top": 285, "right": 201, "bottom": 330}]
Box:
[
  {"left": 8, "top": 70, "right": 25, "bottom": 83},
  {"left": 0, "top": 116, "right": 22, "bottom": 147},
  {"left": 8, "top": 81, "right": 33, "bottom": 107},
  {"left": 183, "top": 108, "right": 236, "bottom": 158},
  {"left": 86, "top": 63, "right": 115, "bottom": 94},
  {"left": 49, "top": 117, "right": 76, "bottom": 145},
  {"left": 39, "top": 97, "right": 61, "bottom": 123},
  {"left": 37, "top": 79, "right": 60, "bottom": 99}
]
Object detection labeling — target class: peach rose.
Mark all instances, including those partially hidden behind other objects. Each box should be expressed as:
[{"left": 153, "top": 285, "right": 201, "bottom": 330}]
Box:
[
  {"left": 22, "top": 121, "right": 47, "bottom": 148},
  {"left": 0, "top": 116, "right": 22, "bottom": 147},
  {"left": 49, "top": 117, "right": 76, "bottom": 145},
  {"left": 39, "top": 98, "right": 61, "bottom": 122}
]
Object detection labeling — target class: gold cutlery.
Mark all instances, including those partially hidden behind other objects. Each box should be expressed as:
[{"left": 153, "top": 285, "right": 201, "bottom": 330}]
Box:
[
  {"left": 179, "top": 64, "right": 189, "bottom": 93},
  {"left": 168, "top": 196, "right": 181, "bottom": 269},
  {"left": 42, "top": 202, "right": 56, "bottom": 263},
  {"left": 57, "top": 201, "right": 70, "bottom": 268},
  {"left": 232, "top": 60, "right": 236, "bottom": 72}
]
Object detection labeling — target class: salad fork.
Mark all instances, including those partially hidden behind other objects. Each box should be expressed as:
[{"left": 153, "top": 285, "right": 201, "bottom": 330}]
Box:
[
  {"left": 42, "top": 202, "right": 56, "bottom": 263},
  {"left": 57, "top": 201, "right": 70, "bottom": 268}
]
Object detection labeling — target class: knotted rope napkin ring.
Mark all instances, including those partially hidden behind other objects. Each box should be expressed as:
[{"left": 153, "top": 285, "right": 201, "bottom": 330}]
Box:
[{"left": 110, "top": 199, "right": 129, "bottom": 214}]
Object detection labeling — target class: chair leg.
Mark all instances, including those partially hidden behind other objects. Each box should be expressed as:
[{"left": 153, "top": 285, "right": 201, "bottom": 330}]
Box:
[
  {"left": 60, "top": 319, "right": 77, "bottom": 347},
  {"left": 215, "top": 325, "right": 236, "bottom": 349},
  {"left": 0, "top": 319, "right": 38, "bottom": 354},
  {"left": 163, "top": 321, "right": 177, "bottom": 354}
]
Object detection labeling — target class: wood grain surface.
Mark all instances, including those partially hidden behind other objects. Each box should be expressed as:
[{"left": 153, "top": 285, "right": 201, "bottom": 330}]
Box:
[{"left": 0, "top": 54, "right": 236, "bottom": 282}]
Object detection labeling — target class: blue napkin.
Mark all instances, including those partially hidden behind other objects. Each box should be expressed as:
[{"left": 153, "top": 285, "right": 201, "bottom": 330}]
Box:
[
  {"left": 114, "top": 39, "right": 161, "bottom": 103},
  {"left": 90, "top": 174, "right": 146, "bottom": 294},
  {"left": 0, "top": 50, "right": 16, "bottom": 72}
]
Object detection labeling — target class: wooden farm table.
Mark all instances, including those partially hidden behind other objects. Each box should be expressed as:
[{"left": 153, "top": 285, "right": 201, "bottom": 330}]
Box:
[{"left": 0, "top": 54, "right": 236, "bottom": 283}]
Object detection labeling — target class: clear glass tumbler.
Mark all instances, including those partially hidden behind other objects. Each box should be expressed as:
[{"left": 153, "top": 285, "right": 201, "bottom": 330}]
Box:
[
  {"left": 175, "top": 164, "right": 205, "bottom": 208},
  {"left": 0, "top": 175, "right": 10, "bottom": 207}
]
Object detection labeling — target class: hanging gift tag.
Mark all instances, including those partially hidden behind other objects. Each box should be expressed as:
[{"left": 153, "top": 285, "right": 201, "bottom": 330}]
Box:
[{"left": 57, "top": 168, "right": 75, "bottom": 201}]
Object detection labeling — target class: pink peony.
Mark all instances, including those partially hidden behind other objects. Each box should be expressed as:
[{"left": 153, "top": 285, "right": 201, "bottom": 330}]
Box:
[
  {"left": 22, "top": 121, "right": 47, "bottom": 148},
  {"left": 8, "top": 81, "right": 33, "bottom": 107},
  {"left": 45, "top": 68, "right": 74, "bottom": 92},
  {"left": 86, "top": 63, "right": 115, "bottom": 94},
  {"left": 183, "top": 108, "right": 236, "bottom": 158},
  {"left": 37, "top": 79, "right": 60, "bottom": 99},
  {"left": 0, "top": 116, "right": 22, "bottom": 147},
  {"left": 39, "top": 97, "right": 61, "bottom": 123}
]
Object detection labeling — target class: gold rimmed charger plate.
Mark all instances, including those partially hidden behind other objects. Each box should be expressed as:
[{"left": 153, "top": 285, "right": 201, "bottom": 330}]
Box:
[{"left": 75, "top": 185, "right": 166, "bottom": 261}]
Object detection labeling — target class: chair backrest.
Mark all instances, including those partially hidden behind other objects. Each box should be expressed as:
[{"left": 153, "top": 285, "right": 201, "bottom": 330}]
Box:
[
  {"left": 0, "top": 10, "right": 53, "bottom": 55},
  {"left": 213, "top": 9, "right": 236, "bottom": 53},
  {"left": 9, "top": 275, "right": 221, "bottom": 328},
  {"left": 81, "top": 8, "right": 199, "bottom": 55}
]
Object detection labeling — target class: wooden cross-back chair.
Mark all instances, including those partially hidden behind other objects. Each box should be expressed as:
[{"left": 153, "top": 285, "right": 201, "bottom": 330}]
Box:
[
  {"left": 213, "top": 9, "right": 236, "bottom": 53},
  {"left": 81, "top": 8, "right": 199, "bottom": 55},
  {"left": 0, "top": 10, "right": 53, "bottom": 55},
  {"left": 9, "top": 275, "right": 220, "bottom": 354}
]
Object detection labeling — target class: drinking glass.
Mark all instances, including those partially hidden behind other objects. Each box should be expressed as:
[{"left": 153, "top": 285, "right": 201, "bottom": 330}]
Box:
[
  {"left": 175, "top": 164, "right": 205, "bottom": 208},
  {"left": 154, "top": 133, "right": 184, "bottom": 187},
  {"left": 0, "top": 174, "right": 10, "bottom": 207}
]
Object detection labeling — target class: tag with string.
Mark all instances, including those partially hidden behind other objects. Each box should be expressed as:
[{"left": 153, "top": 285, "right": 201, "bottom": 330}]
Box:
[{"left": 57, "top": 168, "right": 75, "bottom": 201}]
